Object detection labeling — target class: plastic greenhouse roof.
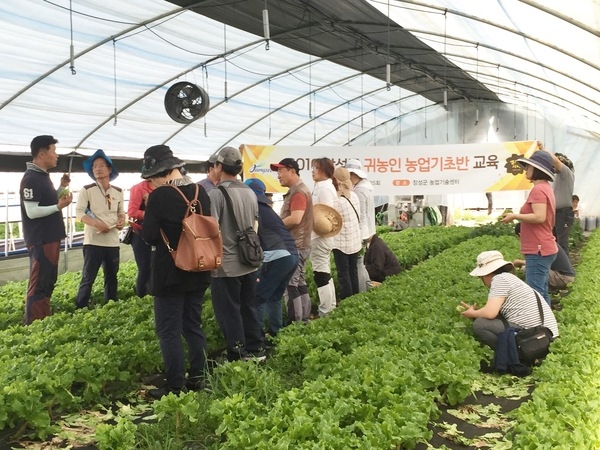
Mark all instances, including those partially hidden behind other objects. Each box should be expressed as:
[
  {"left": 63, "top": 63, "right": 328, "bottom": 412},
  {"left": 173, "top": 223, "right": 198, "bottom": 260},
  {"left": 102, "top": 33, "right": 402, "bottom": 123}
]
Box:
[{"left": 0, "top": 0, "right": 598, "bottom": 163}]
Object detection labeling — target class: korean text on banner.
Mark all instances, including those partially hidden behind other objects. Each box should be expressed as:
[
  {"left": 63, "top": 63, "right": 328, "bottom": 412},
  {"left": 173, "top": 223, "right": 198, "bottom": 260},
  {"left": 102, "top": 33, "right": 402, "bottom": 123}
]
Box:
[{"left": 241, "top": 141, "right": 537, "bottom": 197}]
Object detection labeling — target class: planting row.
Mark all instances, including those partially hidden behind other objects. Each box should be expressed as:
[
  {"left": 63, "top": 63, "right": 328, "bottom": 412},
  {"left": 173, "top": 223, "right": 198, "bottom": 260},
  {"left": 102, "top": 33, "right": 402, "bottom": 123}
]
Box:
[
  {"left": 96, "top": 233, "right": 523, "bottom": 449},
  {"left": 0, "top": 225, "right": 479, "bottom": 439}
]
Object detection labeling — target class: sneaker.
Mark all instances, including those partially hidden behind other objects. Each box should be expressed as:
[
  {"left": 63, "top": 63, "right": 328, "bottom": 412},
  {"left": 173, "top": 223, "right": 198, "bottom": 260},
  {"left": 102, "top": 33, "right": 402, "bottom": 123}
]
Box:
[
  {"left": 241, "top": 349, "right": 267, "bottom": 362},
  {"left": 148, "top": 386, "right": 188, "bottom": 399},
  {"left": 186, "top": 376, "right": 207, "bottom": 391},
  {"left": 264, "top": 336, "right": 276, "bottom": 349},
  {"left": 479, "top": 360, "right": 496, "bottom": 374}
]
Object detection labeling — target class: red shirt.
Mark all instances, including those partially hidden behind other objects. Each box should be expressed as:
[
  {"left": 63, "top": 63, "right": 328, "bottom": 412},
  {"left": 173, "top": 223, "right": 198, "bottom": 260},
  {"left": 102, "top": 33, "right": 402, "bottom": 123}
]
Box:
[
  {"left": 519, "top": 181, "right": 557, "bottom": 256},
  {"left": 128, "top": 180, "right": 154, "bottom": 233}
]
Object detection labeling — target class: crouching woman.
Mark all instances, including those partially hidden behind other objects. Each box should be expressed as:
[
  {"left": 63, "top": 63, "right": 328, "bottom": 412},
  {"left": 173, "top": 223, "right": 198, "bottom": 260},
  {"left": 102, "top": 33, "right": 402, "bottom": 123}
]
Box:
[{"left": 459, "top": 250, "right": 559, "bottom": 349}]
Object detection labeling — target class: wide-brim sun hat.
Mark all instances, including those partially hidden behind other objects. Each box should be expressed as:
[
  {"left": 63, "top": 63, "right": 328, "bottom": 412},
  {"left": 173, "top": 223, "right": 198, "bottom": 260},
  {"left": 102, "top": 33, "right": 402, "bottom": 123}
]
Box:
[
  {"left": 344, "top": 158, "right": 367, "bottom": 179},
  {"left": 516, "top": 151, "right": 555, "bottom": 181},
  {"left": 470, "top": 250, "right": 514, "bottom": 277},
  {"left": 141, "top": 145, "right": 185, "bottom": 179},
  {"left": 83, "top": 149, "right": 119, "bottom": 181},
  {"left": 313, "top": 204, "right": 343, "bottom": 238},
  {"left": 333, "top": 166, "right": 353, "bottom": 198}
]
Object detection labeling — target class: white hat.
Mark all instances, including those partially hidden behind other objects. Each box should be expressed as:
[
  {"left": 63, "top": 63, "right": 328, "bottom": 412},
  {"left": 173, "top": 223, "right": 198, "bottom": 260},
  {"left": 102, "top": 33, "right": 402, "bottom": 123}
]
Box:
[
  {"left": 469, "top": 251, "right": 514, "bottom": 276},
  {"left": 313, "top": 204, "right": 343, "bottom": 238},
  {"left": 345, "top": 158, "right": 367, "bottom": 179}
]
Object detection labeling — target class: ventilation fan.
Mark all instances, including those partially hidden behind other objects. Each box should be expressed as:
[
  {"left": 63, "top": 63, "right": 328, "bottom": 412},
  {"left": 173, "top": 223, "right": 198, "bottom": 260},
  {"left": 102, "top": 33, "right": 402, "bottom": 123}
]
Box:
[{"left": 164, "top": 82, "right": 210, "bottom": 124}]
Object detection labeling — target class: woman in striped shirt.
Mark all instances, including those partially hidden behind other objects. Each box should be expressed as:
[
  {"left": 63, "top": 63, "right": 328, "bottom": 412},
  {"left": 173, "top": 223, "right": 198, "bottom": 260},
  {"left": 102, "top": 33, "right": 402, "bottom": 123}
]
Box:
[{"left": 459, "top": 250, "right": 559, "bottom": 349}]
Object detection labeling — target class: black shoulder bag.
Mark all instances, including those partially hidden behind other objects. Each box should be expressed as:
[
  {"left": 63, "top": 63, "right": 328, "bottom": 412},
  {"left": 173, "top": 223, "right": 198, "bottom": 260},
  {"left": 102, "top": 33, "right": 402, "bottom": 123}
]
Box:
[
  {"left": 502, "top": 291, "right": 554, "bottom": 365},
  {"left": 218, "top": 185, "right": 264, "bottom": 268}
]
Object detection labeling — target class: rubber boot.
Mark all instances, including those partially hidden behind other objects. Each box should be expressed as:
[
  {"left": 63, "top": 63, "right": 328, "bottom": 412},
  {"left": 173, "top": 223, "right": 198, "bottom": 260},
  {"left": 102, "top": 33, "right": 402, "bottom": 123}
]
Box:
[
  {"left": 300, "top": 293, "right": 311, "bottom": 324},
  {"left": 357, "top": 255, "right": 369, "bottom": 293},
  {"left": 317, "top": 279, "right": 336, "bottom": 317},
  {"left": 287, "top": 295, "right": 303, "bottom": 323}
]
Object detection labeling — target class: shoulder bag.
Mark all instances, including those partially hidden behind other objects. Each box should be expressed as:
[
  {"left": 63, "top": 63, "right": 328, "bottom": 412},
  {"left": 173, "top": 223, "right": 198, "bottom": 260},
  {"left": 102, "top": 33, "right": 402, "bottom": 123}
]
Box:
[
  {"left": 502, "top": 291, "right": 553, "bottom": 365},
  {"left": 218, "top": 185, "right": 264, "bottom": 268}
]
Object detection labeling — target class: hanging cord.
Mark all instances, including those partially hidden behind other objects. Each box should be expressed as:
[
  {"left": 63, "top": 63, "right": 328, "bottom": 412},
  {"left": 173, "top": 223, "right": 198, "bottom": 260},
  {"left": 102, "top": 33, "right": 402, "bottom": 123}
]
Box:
[
  {"left": 313, "top": 92, "right": 317, "bottom": 144},
  {"left": 443, "top": 9, "right": 448, "bottom": 112},
  {"left": 373, "top": 110, "right": 377, "bottom": 145},
  {"left": 475, "top": 43, "right": 479, "bottom": 126},
  {"left": 360, "top": 38, "right": 364, "bottom": 130},
  {"left": 526, "top": 94, "right": 529, "bottom": 139},
  {"left": 112, "top": 39, "right": 118, "bottom": 125},
  {"left": 347, "top": 103, "right": 350, "bottom": 144},
  {"left": 443, "top": 10, "right": 448, "bottom": 142},
  {"left": 223, "top": 24, "right": 228, "bottom": 102},
  {"left": 202, "top": 65, "right": 209, "bottom": 137},
  {"left": 513, "top": 81, "right": 517, "bottom": 139},
  {"left": 69, "top": 0, "right": 76, "bottom": 75},
  {"left": 397, "top": 74, "right": 402, "bottom": 143},
  {"left": 386, "top": 0, "right": 391, "bottom": 91},
  {"left": 268, "top": 78, "right": 272, "bottom": 139},
  {"left": 424, "top": 97, "right": 428, "bottom": 139},
  {"left": 263, "top": 0, "right": 270, "bottom": 50},
  {"left": 496, "top": 65, "right": 501, "bottom": 131},
  {"left": 308, "top": 10, "right": 312, "bottom": 120}
]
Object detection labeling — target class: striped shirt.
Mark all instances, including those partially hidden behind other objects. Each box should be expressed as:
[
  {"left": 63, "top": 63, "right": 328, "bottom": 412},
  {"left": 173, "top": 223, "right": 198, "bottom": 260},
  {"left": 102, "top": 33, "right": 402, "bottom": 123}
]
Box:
[{"left": 490, "top": 272, "right": 559, "bottom": 338}]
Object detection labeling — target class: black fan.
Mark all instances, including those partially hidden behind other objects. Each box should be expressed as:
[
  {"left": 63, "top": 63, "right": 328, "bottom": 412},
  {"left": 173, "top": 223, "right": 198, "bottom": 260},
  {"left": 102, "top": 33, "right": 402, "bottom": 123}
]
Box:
[{"left": 164, "top": 82, "right": 210, "bottom": 124}]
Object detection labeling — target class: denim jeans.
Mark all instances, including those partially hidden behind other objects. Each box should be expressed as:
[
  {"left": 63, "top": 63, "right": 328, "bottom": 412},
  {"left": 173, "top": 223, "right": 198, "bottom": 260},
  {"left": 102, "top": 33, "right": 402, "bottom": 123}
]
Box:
[
  {"left": 75, "top": 245, "right": 119, "bottom": 308},
  {"left": 130, "top": 231, "right": 152, "bottom": 297},
  {"left": 473, "top": 317, "right": 521, "bottom": 349},
  {"left": 154, "top": 290, "right": 207, "bottom": 390},
  {"left": 524, "top": 252, "right": 557, "bottom": 305},
  {"left": 332, "top": 249, "right": 359, "bottom": 300},
  {"left": 256, "top": 254, "right": 298, "bottom": 336}
]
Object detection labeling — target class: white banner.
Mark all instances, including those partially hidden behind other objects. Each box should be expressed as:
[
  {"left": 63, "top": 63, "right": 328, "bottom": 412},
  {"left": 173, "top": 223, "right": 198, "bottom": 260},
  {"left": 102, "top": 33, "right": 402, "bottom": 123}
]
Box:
[{"left": 241, "top": 141, "right": 538, "bottom": 196}]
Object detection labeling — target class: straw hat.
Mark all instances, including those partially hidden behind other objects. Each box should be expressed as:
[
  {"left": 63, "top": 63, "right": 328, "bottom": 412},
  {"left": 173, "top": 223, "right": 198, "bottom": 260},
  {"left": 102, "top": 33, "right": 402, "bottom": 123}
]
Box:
[
  {"left": 469, "top": 251, "right": 514, "bottom": 277},
  {"left": 333, "top": 166, "right": 352, "bottom": 198},
  {"left": 313, "top": 204, "right": 343, "bottom": 238}
]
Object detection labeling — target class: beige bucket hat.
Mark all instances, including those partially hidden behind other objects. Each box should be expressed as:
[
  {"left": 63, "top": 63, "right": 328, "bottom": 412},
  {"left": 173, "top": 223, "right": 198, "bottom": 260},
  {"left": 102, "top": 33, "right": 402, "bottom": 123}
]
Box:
[{"left": 470, "top": 250, "right": 514, "bottom": 276}]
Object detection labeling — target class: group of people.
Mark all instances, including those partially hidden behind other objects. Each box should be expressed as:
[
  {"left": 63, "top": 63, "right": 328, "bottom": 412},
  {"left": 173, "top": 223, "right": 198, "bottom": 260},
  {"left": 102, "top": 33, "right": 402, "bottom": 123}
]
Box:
[
  {"left": 19, "top": 136, "right": 404, "bottom": 397},
  {"left": 461, "top": 143, "right": 577, "bottom": 371},
  {"left": 20, "top": 134, "right": 576, "bottom": 385}
]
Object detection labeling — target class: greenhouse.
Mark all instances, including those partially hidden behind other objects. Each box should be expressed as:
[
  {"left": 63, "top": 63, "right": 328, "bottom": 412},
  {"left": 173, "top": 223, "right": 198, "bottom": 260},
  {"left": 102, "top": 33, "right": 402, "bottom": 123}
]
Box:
[{"left": 0, "top": 0, "right": 599, "bottom": 448}]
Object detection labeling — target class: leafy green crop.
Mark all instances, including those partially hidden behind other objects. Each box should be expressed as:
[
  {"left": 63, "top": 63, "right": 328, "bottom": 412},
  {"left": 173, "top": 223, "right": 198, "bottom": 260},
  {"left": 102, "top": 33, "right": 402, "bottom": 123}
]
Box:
[
  {"left": 3, "top": 226, "right": 597, "bottom": 449},
  {"left": 508, "top": 229, "right": 600, "bottom": 448}
]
